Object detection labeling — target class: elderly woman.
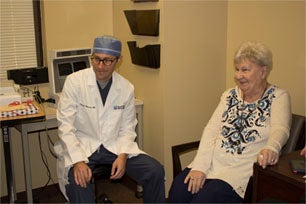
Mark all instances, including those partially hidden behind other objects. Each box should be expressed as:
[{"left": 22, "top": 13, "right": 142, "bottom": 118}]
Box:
[{"left": 168, "top": 41, "right": 291, "bottom": 203}]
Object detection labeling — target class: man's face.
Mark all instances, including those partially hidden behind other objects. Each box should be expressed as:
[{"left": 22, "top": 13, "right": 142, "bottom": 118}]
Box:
[{"left": 91, "top": 52, "right": 119, "bottom": 82}]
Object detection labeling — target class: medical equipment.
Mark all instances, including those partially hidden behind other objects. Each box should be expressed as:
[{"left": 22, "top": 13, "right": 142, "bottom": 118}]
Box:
[{"left": 48, "top": 48, "right": 91, "bottom": 106}]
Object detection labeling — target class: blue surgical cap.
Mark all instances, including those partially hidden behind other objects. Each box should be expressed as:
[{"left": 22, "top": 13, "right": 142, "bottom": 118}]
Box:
[{"left": 93, "top": 35, "right": 122, "bottom": 57}]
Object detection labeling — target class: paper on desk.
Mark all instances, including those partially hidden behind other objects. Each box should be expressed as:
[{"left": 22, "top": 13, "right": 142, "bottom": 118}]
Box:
[
  {"left": 0, "top": 102, "right": 39, "bottom": 118},
  {"left": 0, "top": 104, "right": 27, "bottom": 111},
  {"left": 0, "top": 87, "right": 21, "bottom": 106}
]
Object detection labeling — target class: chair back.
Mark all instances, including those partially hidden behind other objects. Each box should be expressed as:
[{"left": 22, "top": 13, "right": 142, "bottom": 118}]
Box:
[
  {"left": 281, "top": 114, "right": 305, "bottom": 155},
  {"left": 172, "top": 141, "right": 199, "bottom": 179}
]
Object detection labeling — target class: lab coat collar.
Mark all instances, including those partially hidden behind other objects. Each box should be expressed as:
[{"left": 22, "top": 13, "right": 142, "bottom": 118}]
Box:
[
  {"left": 87, "top": 67, "right": 121, "bottom": 90},
  {"left": 86, "top": 67, "right": 121, "bottom": 111}
]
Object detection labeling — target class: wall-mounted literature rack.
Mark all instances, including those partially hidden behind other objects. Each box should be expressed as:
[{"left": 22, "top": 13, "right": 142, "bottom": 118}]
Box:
[
  {"left": 127, "top": 41, "right": 160, "bottom": 69},
  {"left": 124, "top": 9, "right": 160, "bottom": 36}
]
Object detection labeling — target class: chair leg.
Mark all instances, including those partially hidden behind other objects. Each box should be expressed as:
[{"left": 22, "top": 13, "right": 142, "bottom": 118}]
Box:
[{"left": 94, "top": 179, "right": 113, "bottom": 203}]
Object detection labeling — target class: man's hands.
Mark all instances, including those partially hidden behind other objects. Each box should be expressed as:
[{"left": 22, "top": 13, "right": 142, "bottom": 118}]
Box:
[
  {"left": 73, "top": 161, "right": 92, "bottom": 188},
  {"left": 110, "top": 153, "right": 127, "bottom": 179},
  {"left": 184, "top": 170, "right": 206, "bottom": 194},
  {"left": 300, "top": 147, "right": 306, "bottom": 156},
  {"left": 73, "top": 154, "right": 127, "bottom": 188}
]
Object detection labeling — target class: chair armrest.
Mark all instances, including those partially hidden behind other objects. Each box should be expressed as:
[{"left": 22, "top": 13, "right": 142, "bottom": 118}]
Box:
[{"left": 172, "top": 140, "right": 200, "bottom": 179}]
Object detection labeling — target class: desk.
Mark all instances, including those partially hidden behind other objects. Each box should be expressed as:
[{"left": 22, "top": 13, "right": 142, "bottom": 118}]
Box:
[
  {"left": 0, "top": 102, "right": 45, "bottom": 203},
  {"left": 252, "top": 150, "right": 305, "bottom": 203},
  {"left": 14, "top": 108, "right": 57, "bottom": 203},
  {"left": 10, "top": 99, "right": 143, "bottom": 203}
]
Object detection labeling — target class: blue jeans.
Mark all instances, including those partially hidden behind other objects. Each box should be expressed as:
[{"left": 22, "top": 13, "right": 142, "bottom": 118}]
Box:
[
  {"left": 65, "top": 145, "right": 165, "bottom": 203},
  {"left": 168, "top": 168, "right": 242, "bottom": 203}
]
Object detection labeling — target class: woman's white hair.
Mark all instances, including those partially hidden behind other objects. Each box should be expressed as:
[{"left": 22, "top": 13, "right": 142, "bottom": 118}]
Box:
[{"left": 234, "top": 41, "right": 273, "bottom": 74}]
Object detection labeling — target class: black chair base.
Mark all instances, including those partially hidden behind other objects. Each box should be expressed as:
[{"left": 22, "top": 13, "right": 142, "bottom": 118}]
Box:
[
  {"left": 93, "top": 164, "right": 143, "bottom": 203},
  {"left": 96, "top": 193, "right": 113, "bottom": 203}
]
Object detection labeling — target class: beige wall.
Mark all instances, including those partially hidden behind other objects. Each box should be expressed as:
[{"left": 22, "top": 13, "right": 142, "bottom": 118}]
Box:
[
  {"left": 226, "top": 1, "right": 305, "bottom": 116},
  {"left": 1, "top": 0, "right": 305, "bottom": 198},
  {"left": 161, "top": 0, "right": 228, "bottom": 192},
  {"left": 113, "top": 1, "right": 227, "bottom": 193},
  {"left": 113, "top": 0, "right": 164, "bottom": 162},
  {"left": 0, "top": 0, "right": 114, "bottom": 196}
]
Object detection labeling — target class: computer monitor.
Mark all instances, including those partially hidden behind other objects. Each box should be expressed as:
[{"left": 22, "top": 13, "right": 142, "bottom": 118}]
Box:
[{"left": 48, "top": 48, "right": 91, "bottom": 105}]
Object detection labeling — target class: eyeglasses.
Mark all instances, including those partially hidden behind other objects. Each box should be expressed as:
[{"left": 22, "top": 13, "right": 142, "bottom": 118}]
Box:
[{"left": 91, "top": 56, "right": 118, "bottom": 66}]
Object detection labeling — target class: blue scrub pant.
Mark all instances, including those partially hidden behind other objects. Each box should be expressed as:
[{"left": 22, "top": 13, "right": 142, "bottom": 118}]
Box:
[
  {"left": 168, "top": 168, "right": 242, "bottom": 203},
  {"left": 65, "top": 145, "right": 165, "bottom": 203}
]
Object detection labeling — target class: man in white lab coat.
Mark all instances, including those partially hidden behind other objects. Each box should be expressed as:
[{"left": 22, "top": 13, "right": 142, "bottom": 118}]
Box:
[{"left": 54, "top": 35, "right": 165, "bottom": 203}]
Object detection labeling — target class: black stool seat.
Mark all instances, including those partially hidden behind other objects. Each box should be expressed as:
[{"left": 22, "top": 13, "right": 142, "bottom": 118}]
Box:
[
  {"left": 93, "top": 164, "right": 112, "bottom": 180},
  {"left": 92, "top": 164, "right": 113, "bottom": 203},
  {"left": 92, "top": 163, "right": 143, "bottom": 203}
]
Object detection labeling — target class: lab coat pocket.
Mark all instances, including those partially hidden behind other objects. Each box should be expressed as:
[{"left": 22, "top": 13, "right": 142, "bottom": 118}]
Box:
[{"left": 103, "top": 106, "right": 125, "bottom": 136}]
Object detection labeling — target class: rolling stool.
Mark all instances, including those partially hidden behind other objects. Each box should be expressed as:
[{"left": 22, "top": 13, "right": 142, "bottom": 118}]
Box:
[
  {"left": 92, "top": 164, "right": 143, "bottom": 203},
  {"left": 92, "top": 164, "right": 113, "bottom": 203}
]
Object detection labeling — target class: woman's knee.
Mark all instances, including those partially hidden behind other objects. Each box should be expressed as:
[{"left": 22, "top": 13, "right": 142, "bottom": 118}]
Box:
[
  {"left": 193, "top": 179, "right": 242, "bottom": 203},
  {"left": 168, "top": 168, "right": 191, "bottom": 203}
]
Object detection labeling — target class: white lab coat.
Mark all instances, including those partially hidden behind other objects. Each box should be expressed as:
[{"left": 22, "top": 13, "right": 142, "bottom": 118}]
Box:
[{"left": 54, "top": 67, "right": 144, "bottom": 199}]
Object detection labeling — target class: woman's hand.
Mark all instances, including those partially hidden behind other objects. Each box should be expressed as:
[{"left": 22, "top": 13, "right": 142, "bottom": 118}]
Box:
[
  {"left": 257, "top": 149, "right": 279, "bottom": 168},
  {"left": 184, "top": 170, "right": 206, "bottom": 194},
  {"left": 110, "top": 153, "right": 127, "bottom": 180}
]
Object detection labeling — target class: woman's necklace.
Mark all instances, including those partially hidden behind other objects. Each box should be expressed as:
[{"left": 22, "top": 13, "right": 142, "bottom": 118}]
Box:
[
  {"left": 242, "top": 83, "right": 268, "bottom": 103},
  {"left": 234, "top": 84, "right": 271, "bottom": 148},
  {"left": 239, "top": 84, "right": 269, "bottom": 128}
]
